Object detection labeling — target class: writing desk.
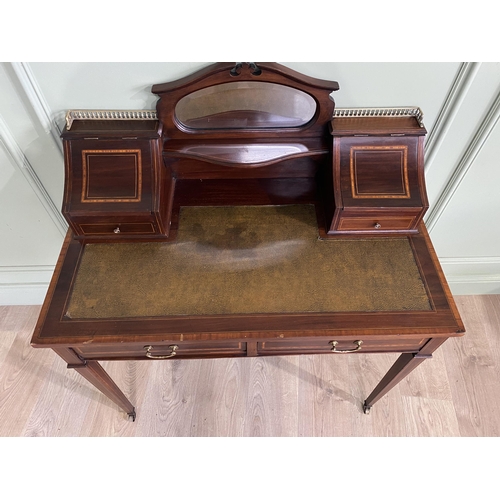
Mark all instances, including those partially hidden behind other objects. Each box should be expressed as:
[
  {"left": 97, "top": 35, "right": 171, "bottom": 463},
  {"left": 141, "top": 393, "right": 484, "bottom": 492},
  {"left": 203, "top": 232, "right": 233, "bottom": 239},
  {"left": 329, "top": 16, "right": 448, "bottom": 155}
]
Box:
[
  {"left": 31, "top": 63, "right": 464, "bottom": 420},
  {"left": 31, "top": 203, "right": 464, "bottom": 420}
]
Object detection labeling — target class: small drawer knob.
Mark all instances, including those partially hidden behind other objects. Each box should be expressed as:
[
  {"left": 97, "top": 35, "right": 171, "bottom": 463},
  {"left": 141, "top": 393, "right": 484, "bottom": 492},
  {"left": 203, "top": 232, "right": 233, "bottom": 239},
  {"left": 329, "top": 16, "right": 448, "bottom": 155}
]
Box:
[
  {"left": 113, "top": 227, "right": 121, "bottom": 234},
  {"left": 374, "top": 223, "right": 381, "bottom": 229}
]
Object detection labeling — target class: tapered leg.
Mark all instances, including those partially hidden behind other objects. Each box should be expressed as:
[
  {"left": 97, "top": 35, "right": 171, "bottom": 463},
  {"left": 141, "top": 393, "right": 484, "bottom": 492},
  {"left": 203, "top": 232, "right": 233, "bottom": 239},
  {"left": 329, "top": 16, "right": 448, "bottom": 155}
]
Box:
[
  {"left": 53, "top": 348, "right": 136, "bottom": 421},
  {"left": 362, "top": 337, "right": 447, "bottom": 414}
]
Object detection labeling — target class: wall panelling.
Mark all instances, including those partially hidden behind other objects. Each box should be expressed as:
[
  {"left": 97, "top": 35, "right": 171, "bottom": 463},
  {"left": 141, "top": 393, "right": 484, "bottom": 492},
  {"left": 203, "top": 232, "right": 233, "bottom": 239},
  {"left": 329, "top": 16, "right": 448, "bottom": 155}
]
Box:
[{"left": 1, "top": 61, "right": 499, "bottom": 304}]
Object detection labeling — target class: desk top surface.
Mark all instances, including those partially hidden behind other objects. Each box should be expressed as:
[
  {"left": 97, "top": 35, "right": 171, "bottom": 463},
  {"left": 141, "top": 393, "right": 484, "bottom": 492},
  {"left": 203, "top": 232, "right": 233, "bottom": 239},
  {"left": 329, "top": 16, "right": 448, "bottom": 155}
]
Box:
[
  {"left": 32, "top": 204, "right": 464, "bottom": 346},
  {"left": 67, "top": 205, "right": 431, "bottom": 318}
]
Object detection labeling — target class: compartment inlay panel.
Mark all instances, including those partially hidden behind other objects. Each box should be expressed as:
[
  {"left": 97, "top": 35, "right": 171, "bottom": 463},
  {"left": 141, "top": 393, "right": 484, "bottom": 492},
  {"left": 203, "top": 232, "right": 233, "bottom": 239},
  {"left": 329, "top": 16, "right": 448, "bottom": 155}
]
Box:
[
  {"left": 81, "top": 149, "right": 142, "bottom": 203},
  {"left": 350, "top": 145, "right": 410, "bottom": 199}
]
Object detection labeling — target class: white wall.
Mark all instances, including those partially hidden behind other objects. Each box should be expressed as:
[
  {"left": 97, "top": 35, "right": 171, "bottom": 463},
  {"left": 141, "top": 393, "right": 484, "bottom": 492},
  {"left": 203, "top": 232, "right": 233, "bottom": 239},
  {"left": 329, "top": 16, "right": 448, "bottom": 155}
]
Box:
[{"left": 1, "top": 61, "right": 499, "bottom": 304}]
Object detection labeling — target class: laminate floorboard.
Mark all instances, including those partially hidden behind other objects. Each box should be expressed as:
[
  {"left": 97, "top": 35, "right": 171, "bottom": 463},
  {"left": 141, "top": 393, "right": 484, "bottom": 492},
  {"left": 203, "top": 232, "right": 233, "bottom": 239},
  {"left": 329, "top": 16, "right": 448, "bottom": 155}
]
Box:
[{"left": 1, "top": 296, "right": 500, "bottom": 437}]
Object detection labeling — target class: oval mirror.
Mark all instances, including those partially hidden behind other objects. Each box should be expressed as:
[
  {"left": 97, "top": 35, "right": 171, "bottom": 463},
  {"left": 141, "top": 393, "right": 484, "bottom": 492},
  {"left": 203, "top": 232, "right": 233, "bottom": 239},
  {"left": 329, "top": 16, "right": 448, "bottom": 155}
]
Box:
[{"left": 175, "top": 82, "right": 317, "bottom": 130}]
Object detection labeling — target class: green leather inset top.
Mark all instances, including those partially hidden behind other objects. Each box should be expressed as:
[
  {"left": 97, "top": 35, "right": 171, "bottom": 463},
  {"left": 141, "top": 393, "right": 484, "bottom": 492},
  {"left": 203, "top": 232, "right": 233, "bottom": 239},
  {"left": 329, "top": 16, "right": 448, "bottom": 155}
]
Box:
[{"left": 66, "top": 205, "right": 431, "bottom": 319}]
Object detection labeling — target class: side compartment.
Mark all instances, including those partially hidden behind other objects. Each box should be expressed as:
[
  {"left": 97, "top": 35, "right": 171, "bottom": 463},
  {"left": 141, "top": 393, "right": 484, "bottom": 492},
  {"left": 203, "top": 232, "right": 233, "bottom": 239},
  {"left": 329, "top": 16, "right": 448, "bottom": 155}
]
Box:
[{"left": 61, "top": 121, "right": 174, "bottom": 240}]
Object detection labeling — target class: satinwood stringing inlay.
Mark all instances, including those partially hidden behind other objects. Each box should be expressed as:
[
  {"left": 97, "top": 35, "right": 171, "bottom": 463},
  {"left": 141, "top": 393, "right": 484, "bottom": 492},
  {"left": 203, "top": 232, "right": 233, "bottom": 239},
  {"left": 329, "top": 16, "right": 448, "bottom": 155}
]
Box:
[
  {"left": 350, "top": 145, "right": 410, "bottom": 199},
  {"left": 81, "top": 149, "right": 142, "bottom": 203}
]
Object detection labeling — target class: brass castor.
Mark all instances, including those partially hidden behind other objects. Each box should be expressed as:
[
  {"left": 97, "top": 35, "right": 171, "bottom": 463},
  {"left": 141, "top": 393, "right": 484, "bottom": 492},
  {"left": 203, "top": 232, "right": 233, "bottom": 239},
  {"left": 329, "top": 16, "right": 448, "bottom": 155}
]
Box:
[
  {"left": 128, "top": 409, "right": 137, "bottom": 422},
  {"left": 363, "top": 402, "right": 371, "bottom": 415}
]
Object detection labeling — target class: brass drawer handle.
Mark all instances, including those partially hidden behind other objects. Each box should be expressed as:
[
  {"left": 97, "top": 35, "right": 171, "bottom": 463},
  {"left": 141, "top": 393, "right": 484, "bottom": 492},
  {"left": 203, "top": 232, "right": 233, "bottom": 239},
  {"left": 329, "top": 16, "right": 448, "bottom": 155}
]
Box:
[
  {"left": 144, "top": 345, "right": 178, "bottom": 359},
  {"left": 329, "top": 340, "right": 363, "bottom": 353}
]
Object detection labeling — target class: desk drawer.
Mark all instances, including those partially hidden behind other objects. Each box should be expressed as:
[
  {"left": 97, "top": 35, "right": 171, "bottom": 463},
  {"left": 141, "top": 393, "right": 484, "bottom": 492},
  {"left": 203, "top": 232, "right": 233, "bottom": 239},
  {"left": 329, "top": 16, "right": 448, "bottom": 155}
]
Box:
[
  {"left": 257, "top": 337, "right": 428, "bottom": 355},
  {"left": 338, "top": 215, "right": 416, "bottom": 232},
  {"left": 78, "top": 221, "right": 157, "bottom": 236},
  {"left": 75, "top": 341, "right": 247, "bottom": 360}
]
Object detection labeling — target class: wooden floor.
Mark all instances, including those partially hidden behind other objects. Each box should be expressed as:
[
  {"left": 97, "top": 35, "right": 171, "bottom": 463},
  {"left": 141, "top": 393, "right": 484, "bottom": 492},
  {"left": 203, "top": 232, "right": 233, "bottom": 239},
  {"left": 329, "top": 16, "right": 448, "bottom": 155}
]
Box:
[{"left": 1, "top": 295, "right": 500, "bottom": 437}]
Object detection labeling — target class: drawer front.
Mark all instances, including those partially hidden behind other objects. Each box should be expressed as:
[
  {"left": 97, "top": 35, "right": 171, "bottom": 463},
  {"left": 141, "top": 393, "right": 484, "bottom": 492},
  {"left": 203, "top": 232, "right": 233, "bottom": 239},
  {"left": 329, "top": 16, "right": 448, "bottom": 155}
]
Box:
[
  {"left": 77, "top": 221, "right": 157, "bottom": 236},
  {"left": 258, "top": 337, "right": 428, "bottom": 355},
  {"left": 338, "top": 215, "right": 416, "bottom": 232},
  {"left": 75, "top": 341, "right": 247, "bottom": 360}
]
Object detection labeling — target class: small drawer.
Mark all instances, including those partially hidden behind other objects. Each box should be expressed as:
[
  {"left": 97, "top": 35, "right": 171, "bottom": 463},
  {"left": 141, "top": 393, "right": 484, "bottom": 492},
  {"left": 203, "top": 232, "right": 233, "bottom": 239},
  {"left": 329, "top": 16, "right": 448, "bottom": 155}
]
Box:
[
  {"left": 338, "top": 215, "right": 416, "bottom": 232},
  {"left": 78, "top": 222, "right": 157, "bottom": 236},
  {"left": 75, "top": 341, "right": 247, "bottom": 360},
  {"left": 258, "top": 337, "right": 428, "bottom": 355}
]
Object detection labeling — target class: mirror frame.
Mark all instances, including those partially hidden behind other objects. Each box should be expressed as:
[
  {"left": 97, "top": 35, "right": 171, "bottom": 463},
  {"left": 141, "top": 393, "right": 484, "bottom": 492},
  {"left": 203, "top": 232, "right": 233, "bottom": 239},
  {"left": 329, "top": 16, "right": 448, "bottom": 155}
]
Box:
[{"left": 152, "top": 62, "right": 339, "bottom": 140}]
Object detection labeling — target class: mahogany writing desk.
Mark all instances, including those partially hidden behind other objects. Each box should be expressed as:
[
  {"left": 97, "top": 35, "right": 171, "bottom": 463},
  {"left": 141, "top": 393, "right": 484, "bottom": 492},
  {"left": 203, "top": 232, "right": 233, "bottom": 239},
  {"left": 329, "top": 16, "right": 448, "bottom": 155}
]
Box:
[{"left": 31, "top": 63, "right": 465, "bottom": 420}]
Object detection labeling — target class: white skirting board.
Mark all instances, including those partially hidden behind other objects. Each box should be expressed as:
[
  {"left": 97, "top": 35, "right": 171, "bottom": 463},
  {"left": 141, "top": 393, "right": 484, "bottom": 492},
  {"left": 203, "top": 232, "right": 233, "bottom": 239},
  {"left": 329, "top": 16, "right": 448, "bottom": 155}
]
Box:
[
  {"left": 440, "top": 257, "right": 500, "bottom": 295},
  {"left": 0, "top": 266, "right": 54, "bottom": 305}
]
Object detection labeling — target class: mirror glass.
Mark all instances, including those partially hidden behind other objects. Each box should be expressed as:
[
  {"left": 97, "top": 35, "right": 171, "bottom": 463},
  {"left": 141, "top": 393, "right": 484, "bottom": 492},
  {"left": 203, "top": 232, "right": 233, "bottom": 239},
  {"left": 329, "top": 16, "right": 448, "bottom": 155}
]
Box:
[{"left": 175, "top": 82, "right": 317, "bottom": 129}]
